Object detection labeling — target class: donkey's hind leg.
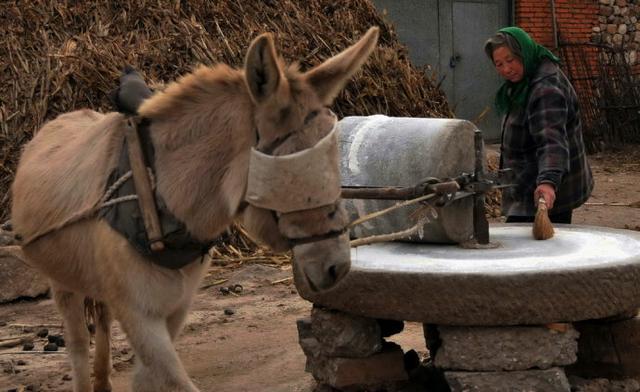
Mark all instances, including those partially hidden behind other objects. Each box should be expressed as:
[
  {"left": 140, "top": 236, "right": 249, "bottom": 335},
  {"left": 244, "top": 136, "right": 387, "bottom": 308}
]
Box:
[
  {"left": 115, "top": 306, "right": 199, "bottom": 392},
  {"left": 93, "top": 301, "right": 113, "bottom": 392},
  {"left": 53, "top": 287, "right": 92, "bottom": 392}
]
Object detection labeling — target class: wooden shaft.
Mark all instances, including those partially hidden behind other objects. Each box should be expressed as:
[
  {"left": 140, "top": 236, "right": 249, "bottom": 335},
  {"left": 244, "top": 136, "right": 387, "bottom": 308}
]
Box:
[
  {"left": 341, "top": 186, "right": 417, "bottom": 200},
  {"left": 124, "top": 118, "right": 165, "bottom": 252},
  {"left": 341, "top": 181, "right": 460, "bottom": 200}
]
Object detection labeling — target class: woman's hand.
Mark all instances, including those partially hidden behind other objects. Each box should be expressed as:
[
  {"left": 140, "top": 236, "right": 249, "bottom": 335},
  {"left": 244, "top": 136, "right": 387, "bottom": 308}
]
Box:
[{"left": 534, "top": 183, "right": 556, "bottom": 209}]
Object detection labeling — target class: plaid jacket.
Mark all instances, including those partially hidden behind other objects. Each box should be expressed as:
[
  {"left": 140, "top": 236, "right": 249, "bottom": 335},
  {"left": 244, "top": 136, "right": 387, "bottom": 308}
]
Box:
[{"left": 500, "top": 59, "right": 594, "bottom": 217}]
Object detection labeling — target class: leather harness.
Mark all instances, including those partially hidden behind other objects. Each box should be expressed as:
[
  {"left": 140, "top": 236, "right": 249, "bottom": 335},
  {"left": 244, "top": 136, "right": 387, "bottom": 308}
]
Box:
[{"left": 99, "top": 118, "right": 220, "bottom": 269}]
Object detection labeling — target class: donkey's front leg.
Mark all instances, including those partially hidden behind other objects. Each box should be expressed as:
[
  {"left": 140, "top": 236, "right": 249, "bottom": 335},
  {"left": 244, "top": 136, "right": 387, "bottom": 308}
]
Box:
[
  {"left": 53, "top": 287, "right": 92, "bottom": 392},
  {"left": 93, "top": 301, "right": 113, "bottom": 392},
  {"left": 166, "top": 261, "right": 210, "bottom": 341},
  {"left": 115, "top": 307, "right": 199, "bottom": 392}
]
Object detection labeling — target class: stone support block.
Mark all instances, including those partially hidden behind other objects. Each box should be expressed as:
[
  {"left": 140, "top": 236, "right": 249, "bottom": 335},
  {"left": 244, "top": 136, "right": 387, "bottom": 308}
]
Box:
[
  {"left": 445, "top": 367, "right": 571, "bottom": 392},
  {"left": 310, "top": 307, "right": 382, "bottom": 358},
  {"left": 433, "top": 325, "right": 579, "bottom": 372},
  {"left": 569, "top": 376, "right": 640, "bottom": 392},
  {"left": 307, "top": 343, "right": 408, "bottom": 389},
  {"left": 0, "top": 246, "right": 49, "bottom": 303},
  {"left": 569, "top": 313, "right": 640, "bottom": 380}
]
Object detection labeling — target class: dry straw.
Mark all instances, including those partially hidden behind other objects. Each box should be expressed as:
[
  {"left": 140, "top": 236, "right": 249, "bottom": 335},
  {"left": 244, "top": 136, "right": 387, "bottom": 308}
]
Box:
[
  {"left": 1, "top": 1, "right": 508, "bottom": 261},
  {"left": 1, "top": 0, "right": 454, "bottom": 222}
]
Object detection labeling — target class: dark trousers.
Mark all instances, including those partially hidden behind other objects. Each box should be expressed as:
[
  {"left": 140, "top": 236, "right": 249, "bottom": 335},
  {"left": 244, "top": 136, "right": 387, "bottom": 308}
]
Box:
[{"left": 506, "top": 210, "right": 573, "bottom": 224}]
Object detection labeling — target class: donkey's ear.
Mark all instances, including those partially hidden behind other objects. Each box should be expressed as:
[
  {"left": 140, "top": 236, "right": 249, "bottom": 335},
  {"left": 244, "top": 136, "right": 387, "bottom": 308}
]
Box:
[
  {"left": 304, "top": 27, "right": 379, "bottom": 106},
  {"left": 245, "top": 33, "right": 283, "bottom": 103}
]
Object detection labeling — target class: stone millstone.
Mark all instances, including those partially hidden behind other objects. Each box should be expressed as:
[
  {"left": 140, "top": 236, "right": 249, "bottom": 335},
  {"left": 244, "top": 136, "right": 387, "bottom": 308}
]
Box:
[{"left": 295, "top": 225, "right": 640, "bottom": 325}]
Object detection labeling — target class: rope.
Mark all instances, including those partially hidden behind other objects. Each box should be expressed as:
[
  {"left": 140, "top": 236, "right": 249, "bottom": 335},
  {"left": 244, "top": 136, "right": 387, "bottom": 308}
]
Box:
[
  {"left": 347, "top": 193, "right": 436, "bottom": 228},
  {"left": 20, "top": 170, "right": 138, "bottom": 246},
  {"left": 350, "top": 213, "right": 432, "bottom": 247},
  {"left": 348, "top": 193, "right": 438, "bottom": 247}
]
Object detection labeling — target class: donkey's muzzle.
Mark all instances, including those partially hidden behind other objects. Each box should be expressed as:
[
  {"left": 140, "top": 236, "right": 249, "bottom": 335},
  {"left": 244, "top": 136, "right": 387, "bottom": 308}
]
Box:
[{"left": 292, "top": 233, "right": 351, "bottom": 291}]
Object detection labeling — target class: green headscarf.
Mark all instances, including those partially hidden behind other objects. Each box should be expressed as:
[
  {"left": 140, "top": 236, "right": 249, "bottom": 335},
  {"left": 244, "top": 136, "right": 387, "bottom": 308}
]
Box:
[{"left": 494, "top": 27, "right": 560, "bottom": 115}]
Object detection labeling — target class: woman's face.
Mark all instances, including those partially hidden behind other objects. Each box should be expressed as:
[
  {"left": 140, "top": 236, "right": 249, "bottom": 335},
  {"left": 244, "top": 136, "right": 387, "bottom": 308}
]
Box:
[{"left": 492, "top": 46, "right": 524, "bottom": 83}]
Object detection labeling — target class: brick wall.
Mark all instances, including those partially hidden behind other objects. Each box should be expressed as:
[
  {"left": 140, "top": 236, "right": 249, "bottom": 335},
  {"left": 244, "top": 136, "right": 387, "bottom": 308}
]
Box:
[{"left": 515, "top": 0, "right": 599, "bottom": 47}]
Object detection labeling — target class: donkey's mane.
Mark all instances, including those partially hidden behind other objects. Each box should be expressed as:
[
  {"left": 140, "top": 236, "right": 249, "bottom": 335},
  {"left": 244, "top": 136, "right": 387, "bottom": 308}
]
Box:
[
  {"left": 136, "top": 64, "right": 257, "bottom": 241},
  {"left": 139, "top": 64, "right": 246, "bottom": 120}
]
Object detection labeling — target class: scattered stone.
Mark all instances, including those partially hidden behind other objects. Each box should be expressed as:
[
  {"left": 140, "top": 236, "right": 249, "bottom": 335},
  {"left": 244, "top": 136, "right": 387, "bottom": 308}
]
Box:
[
  {"left": 311, "top": 307, "right": 382, "bottom": 358},
  {"left": 47, "top": 335, "right": 58, "bottom": 343},
  {"left": 36, "top": 328, "right": 48, "bottom": 338},
  {"left": 307, "top": 343, "right": 408, "bottom": 388},
  {"left": 219, "top": 286, "right": 230, "bottom": 295},
  {"left": 55, "top": 336, "right": 65, "bottom": 347},
  {"left": 224, "top": 308, "right": 235, "bottom": 316},
  {"left": 445, "top": 367, "right": 571, "bottom": 392},
  {"left": 62, "top": 374, "right": 72, "bottom": 381},
  {"left": 16, "top": 360, "right": 27, "bottom": 366},
  {"left": 433, "top": 325, "right": 579, "bottom": 371},
  {"left": 43, "top": 342, "right": 58, "bottom": 352},
  {"left": 231, "top": 284, "right": 243, "bottom": 294},
  {"left": 0, "top": 246, "right": 50, "bottom": 303},
  {"left": 22, "top": 341, "right": 34, "bottom": 351}
]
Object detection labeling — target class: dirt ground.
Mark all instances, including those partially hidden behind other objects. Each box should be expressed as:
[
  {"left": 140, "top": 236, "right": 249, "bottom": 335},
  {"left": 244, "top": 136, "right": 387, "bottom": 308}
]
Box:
[{"left": 1, "top": 147, "right": 639, "bottom": 392}]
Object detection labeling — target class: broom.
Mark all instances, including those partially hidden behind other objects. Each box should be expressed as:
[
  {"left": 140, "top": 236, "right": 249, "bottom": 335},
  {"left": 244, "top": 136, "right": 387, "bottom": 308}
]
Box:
[{"left": 532, "top": 197, "right": 554, "bottom": 240}]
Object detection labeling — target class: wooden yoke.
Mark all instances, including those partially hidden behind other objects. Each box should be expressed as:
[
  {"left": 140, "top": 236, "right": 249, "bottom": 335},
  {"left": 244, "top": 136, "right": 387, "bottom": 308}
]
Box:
[{"left": 124, "top": 117, "right": 165, "bottom": 252}]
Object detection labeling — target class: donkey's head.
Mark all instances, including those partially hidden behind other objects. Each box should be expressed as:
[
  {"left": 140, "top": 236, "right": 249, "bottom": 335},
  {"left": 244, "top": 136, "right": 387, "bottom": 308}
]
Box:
[{"left": 241, "top": 27, "right": 379, "bottom": 291}]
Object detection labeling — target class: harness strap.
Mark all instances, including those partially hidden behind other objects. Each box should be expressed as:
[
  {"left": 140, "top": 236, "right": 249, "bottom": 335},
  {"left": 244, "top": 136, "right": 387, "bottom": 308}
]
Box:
[
  {"left": 100, "top": 116, "right": 220, "bottom": 270},
  {"left": 288, "top": 228, "right": 347, "bottom": 247},
  {"left": 124, "top": 117, "right": 165, "bottom": 252}
]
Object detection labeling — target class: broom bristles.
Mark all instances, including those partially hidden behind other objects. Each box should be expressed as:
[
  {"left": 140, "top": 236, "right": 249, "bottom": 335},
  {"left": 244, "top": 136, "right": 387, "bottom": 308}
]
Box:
[{"left": 533, "top": 198, "right": 554, "bottom": 240}]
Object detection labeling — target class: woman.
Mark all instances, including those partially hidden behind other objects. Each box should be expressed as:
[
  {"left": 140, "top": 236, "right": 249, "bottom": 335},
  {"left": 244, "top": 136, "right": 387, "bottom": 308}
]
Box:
[{"left": 484, "top": 27, "right": 593, "bottom": 223}]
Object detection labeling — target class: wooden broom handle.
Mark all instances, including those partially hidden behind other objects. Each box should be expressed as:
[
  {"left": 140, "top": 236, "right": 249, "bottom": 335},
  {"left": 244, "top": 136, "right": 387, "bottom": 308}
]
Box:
[{"left": 124, "top": 118, "right": 165, "bottom": 252}]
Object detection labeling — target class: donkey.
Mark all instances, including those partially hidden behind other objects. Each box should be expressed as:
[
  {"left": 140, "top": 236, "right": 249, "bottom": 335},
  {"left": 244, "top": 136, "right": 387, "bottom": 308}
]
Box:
[{"left": 11, "top": 27, "right": 379, "bottom": 392}]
